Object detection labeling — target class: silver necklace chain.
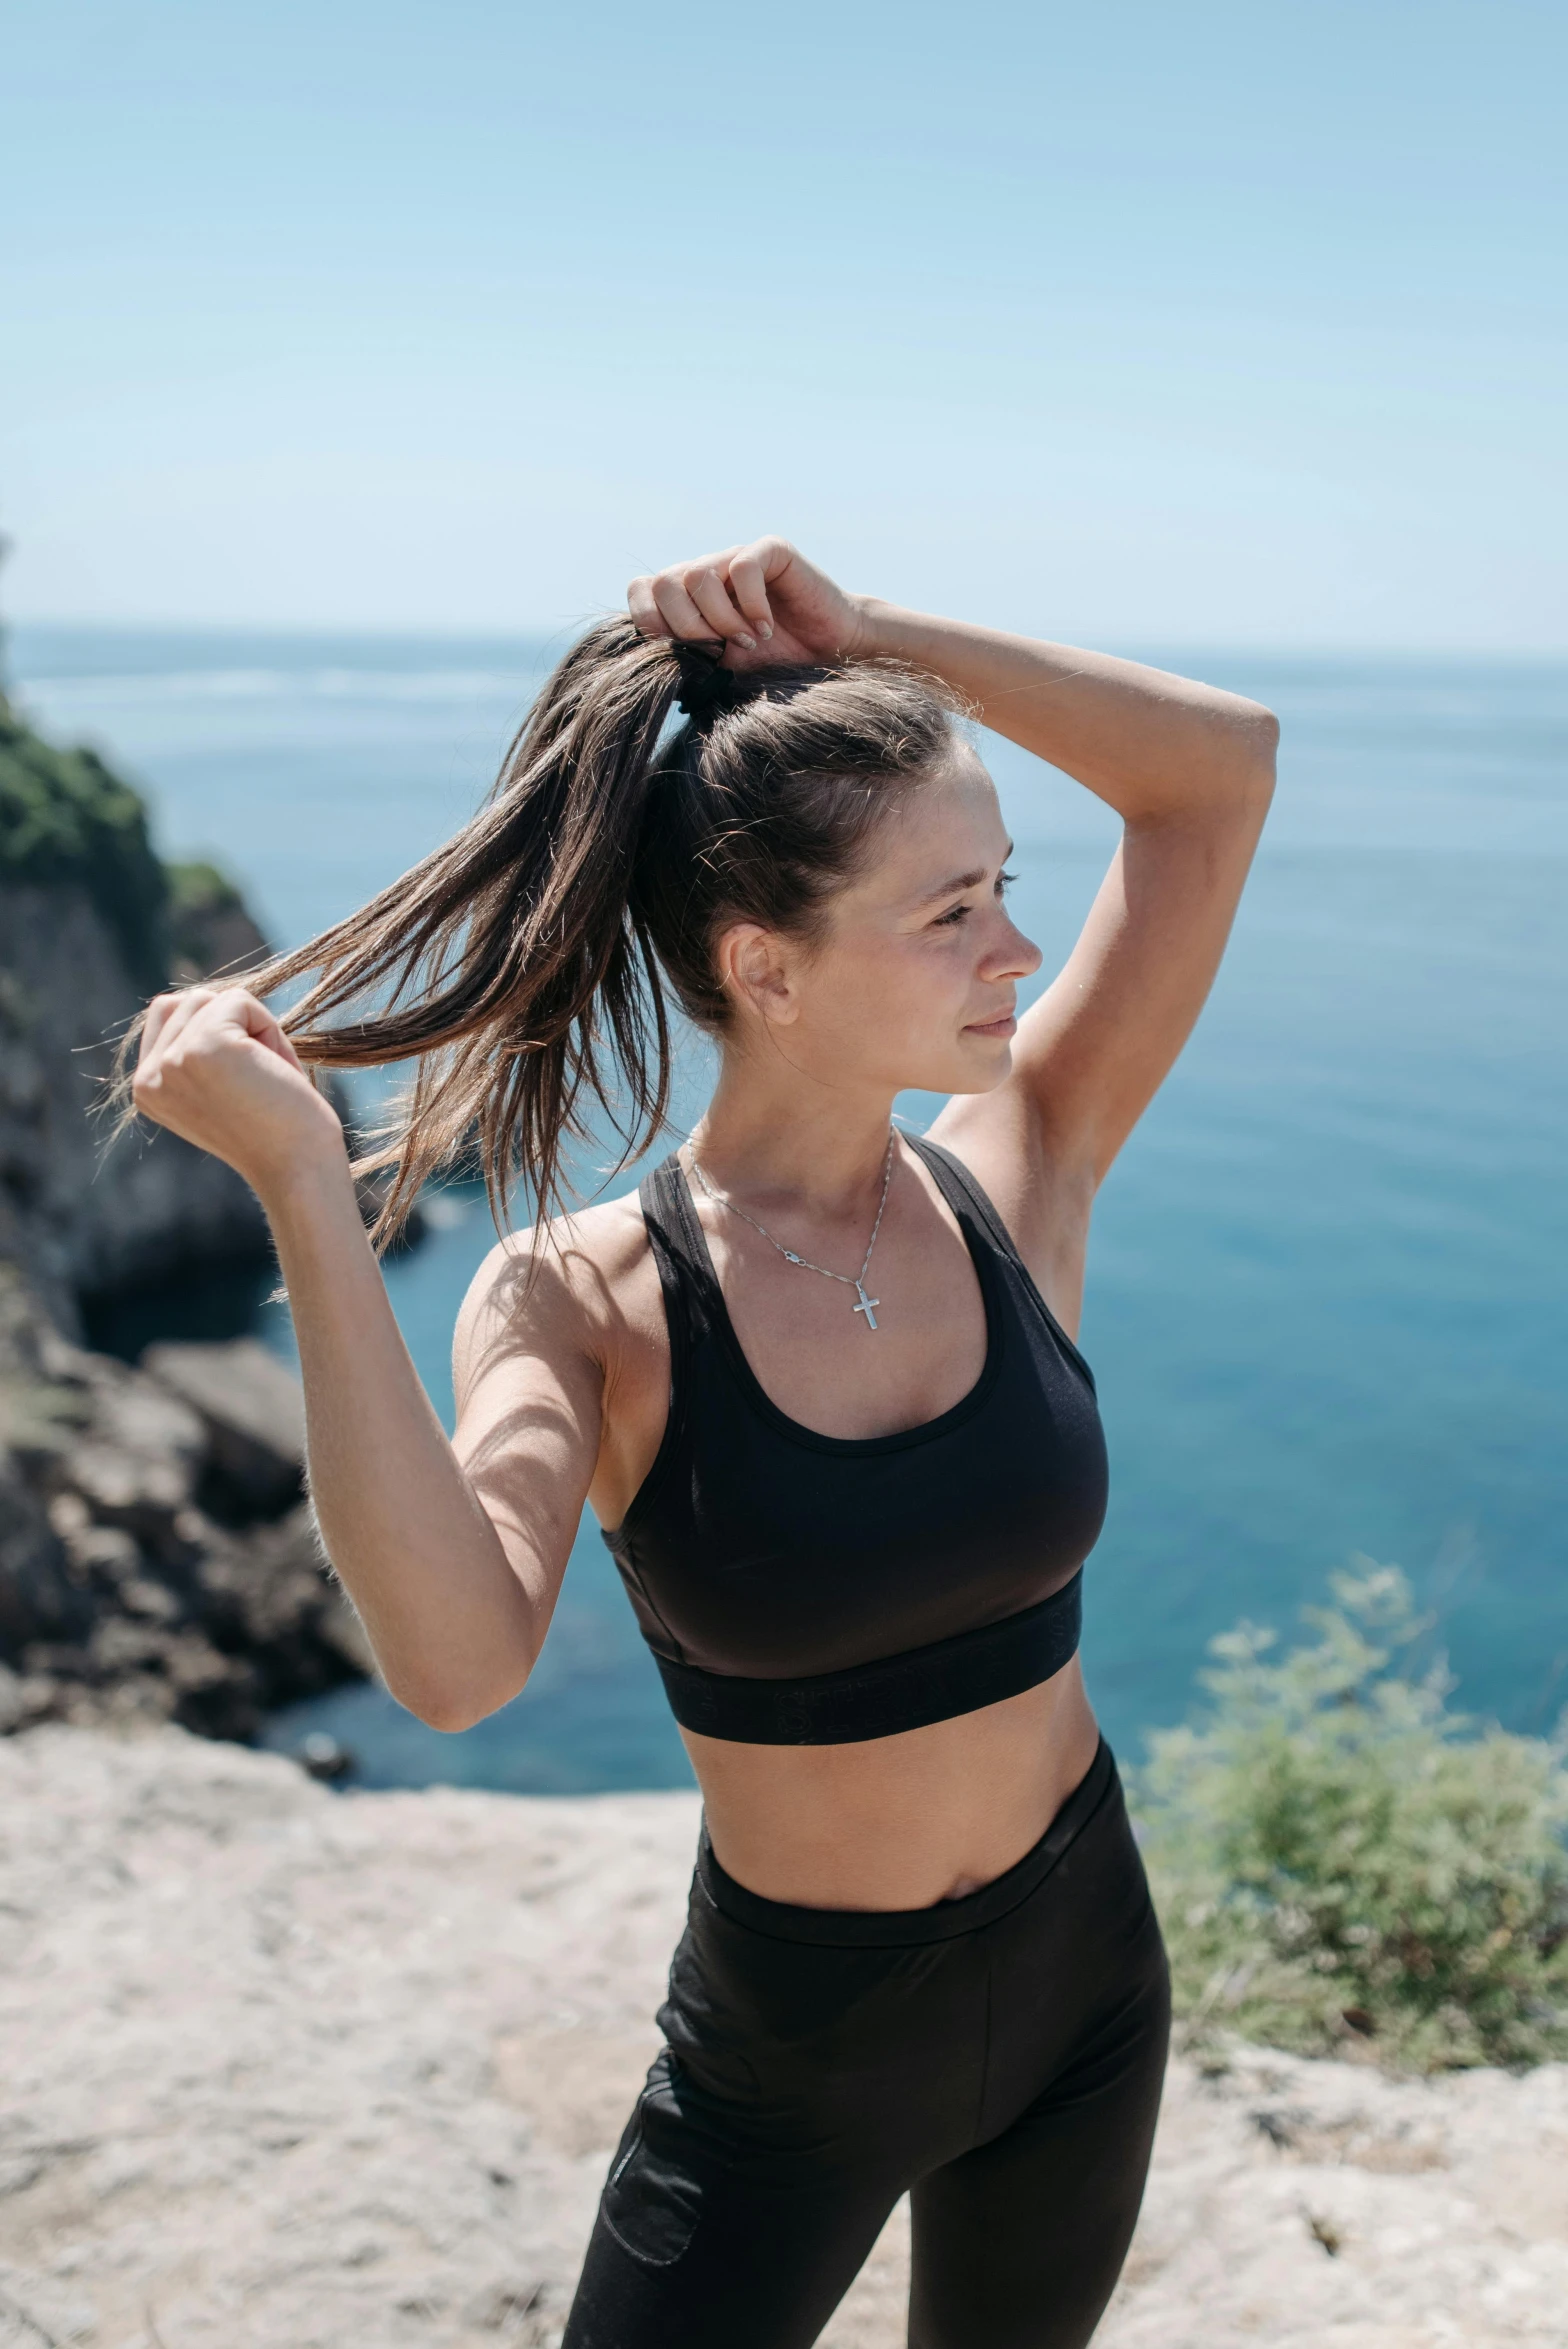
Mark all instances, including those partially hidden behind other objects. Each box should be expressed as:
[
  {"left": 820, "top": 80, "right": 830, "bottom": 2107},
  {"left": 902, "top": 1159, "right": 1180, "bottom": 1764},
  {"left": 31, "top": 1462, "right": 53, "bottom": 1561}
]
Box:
[{"left": 686, "top": 1130, "right": 897, "bottom": 1331}]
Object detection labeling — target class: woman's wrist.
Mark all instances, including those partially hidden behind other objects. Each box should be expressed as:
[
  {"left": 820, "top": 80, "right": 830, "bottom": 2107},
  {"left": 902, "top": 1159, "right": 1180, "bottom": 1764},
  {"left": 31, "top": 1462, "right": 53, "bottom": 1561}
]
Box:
[
  {"left": 846, "top": 595, "right": 919, "bottom": 662},
  {"left": 847, "top": 598, "right": 979, "bottom": 698},
  {"left": 253, "top": 1134, "right": 361, "bottom": 1238}
]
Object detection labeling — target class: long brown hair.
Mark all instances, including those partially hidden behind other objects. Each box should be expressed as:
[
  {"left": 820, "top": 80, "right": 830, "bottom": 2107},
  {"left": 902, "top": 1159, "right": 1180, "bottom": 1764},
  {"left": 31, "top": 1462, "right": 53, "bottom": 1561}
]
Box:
[{"left": 143, "top": 620, "right": 958, "bottom": 1245}]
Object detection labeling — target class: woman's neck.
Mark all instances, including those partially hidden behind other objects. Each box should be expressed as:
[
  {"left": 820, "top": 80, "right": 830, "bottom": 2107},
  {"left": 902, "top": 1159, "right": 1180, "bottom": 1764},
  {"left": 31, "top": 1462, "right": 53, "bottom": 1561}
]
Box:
[{"left": 688, "top": 1061, "right": 900, "bottom": 1216}]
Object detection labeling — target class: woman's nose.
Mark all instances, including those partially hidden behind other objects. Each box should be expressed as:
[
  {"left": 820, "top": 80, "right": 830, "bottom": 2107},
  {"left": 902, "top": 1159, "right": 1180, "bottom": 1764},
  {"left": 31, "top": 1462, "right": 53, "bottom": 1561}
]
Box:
[{"left": 984, "top": 918, "right": 1043, "bottom": 981}]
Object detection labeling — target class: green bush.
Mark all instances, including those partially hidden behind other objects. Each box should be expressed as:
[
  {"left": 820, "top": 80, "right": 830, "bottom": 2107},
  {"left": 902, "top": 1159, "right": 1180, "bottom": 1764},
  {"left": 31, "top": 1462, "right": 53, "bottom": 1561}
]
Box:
[
  {"left": 0, "top": 707, "right": 169, "bottom": 991},
  {"left": 1132, "top": 1564, "right": 1568, "bottom": 2073}
]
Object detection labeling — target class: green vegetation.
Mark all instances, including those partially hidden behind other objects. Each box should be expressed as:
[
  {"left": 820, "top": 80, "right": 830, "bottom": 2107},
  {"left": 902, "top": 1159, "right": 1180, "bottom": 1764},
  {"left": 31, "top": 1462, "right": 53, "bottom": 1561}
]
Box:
[
  {"left": 164, "top": 857, "right": 253, "bottom": 973},
  {"left": 166, "top": 858, "right": 250, "bottom": 926},
  {"left": 0, "top": 700, "right": 262, "bottom": 996},
  {"left": 1134, "top": 1564, "right": 1568, "bottom": 2073},
  {"left": 0, "top": 704, "right": 170, "bottom": 992}
]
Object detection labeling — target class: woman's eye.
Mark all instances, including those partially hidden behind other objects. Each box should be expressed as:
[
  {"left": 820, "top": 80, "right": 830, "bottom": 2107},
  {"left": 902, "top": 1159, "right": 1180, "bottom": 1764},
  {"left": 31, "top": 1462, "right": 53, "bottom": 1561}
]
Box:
[{"left": 934, "top": 869, "right": 1014, "bottom": 929}]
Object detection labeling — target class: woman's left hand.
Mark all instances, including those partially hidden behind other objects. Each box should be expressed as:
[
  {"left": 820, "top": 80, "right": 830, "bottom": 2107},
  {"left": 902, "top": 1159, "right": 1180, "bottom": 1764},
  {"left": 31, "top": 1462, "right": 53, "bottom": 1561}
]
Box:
[{"left": 627, "top": 537, "right": 870, "bottom": 671}]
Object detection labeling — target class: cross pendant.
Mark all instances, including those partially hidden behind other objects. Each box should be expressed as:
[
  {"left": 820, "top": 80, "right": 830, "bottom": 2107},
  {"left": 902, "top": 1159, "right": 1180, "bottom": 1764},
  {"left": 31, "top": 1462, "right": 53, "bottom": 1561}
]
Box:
[{"left": 853, "top": 1284, "right": 881, "bottom": 1330}]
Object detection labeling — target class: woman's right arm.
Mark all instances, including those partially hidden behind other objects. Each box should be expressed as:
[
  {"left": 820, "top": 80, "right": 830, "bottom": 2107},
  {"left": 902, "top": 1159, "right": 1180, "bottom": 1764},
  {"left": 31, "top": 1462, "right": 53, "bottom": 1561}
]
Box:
[{"left": 131, "top": 986, "right": 599, "bottom": 1730}]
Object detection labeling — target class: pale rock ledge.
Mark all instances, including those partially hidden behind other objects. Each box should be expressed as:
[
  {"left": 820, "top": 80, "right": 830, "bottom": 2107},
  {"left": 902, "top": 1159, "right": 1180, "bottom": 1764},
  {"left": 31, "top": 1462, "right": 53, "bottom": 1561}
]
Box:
[{"left": 1, "top": 1726, "right": 1565, "bottom": 2348}]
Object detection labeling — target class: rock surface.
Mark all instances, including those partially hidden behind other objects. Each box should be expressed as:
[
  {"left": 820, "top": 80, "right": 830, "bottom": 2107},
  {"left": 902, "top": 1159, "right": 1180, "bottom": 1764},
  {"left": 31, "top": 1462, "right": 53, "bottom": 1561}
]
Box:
[
  {"left": 0, "top": 701, "right": 409, "bottom": 1333},
  {"left": 141, "top": 1337, "right": 306, "bottom": 1521},
  {"left": 1, "top": 695, "right": 280, "bottom": 1327},
  {"left": 0, "top": 876, "right": 272, "bottom": 1331},
  {"left": 0, "top": 1270, "right": 366, "bottom": 1738},
  {"left": 0, "top": 704, "right": 434, "bottom": 1742},
  {"left": 2, "top": 1725, "right": 1565, "bottom": 2349}
]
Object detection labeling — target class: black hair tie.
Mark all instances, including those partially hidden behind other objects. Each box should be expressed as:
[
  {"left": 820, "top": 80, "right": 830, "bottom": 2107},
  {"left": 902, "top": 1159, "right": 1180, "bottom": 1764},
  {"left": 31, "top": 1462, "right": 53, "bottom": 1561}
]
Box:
[{"left": 674, "top": 641, "right": 748, "bottom": 727}]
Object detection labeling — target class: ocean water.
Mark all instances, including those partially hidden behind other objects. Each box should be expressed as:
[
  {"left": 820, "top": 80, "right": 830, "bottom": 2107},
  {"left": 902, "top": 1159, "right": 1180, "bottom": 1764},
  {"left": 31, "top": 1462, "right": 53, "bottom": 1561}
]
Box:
[{"left": 11, "top": 624, "right": 1567, "bottom": 1790}]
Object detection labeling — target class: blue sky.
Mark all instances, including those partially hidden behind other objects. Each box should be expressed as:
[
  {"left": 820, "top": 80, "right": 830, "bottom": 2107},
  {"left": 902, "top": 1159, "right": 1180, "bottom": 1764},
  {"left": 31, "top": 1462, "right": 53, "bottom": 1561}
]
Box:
[{"left": 5, "top": 0, "right": 1564, "bottom": 646}]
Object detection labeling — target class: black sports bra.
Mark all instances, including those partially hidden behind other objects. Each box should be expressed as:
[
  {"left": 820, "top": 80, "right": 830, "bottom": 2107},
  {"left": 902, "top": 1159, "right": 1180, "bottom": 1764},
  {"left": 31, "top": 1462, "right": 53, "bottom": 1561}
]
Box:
[{"left": 602, "top": 1134, "right": 1108, "bottom": 1745}]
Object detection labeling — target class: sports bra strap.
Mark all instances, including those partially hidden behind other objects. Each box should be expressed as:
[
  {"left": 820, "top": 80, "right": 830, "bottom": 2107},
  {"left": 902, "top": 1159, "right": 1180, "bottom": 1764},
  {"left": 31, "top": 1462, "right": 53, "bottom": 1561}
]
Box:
[
  {"left": 906, "top": 1133, "right": 1097, "bottom": 1394},
  {"left": 904, "top": 1133, "right": 1026, "bottom": 1267},
  {"left": 638, "top": 1155, "right": 708, "bottom": 1361}
]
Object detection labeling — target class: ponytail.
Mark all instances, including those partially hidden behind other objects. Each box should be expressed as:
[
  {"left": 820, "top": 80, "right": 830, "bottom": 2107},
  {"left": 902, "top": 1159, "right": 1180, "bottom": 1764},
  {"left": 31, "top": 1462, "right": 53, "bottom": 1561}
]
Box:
[{"left": 137, "top": 620, "right": 958, "bottom": 1249}]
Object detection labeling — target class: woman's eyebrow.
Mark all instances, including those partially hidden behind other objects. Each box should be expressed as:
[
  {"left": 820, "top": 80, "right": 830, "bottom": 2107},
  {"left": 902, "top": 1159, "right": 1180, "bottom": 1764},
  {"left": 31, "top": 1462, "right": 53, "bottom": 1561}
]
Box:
[{"left": 911, "top": 841, "right": 1015, "bottom": 907}]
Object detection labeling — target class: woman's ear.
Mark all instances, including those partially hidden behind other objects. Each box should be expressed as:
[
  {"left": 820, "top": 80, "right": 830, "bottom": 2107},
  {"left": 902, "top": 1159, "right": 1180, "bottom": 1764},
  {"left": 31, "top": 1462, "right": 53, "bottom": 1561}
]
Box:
[{"left": 714, "top": 921, "right": 801, "bottom": 1028}]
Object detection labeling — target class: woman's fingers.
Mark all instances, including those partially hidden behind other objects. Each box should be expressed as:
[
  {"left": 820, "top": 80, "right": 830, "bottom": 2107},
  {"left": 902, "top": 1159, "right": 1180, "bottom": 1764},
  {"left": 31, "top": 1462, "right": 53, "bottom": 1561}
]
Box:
[
  {"left": 265, "top": 1015, "right": 310, "bottom": 1073},
  {"left": 626, "top": 574, "right": 670, "bottom": 639},
  {"left": 724, "top": 547, "right": 777, "bottom": 641},
  {"left": 127, "top": 982, "right": 344, "bottom": 1190},
  {"left": 649, "top": 571, "right": 723, "bottom": 645},
  {"left": 684, "top": 567, "right": 758, "bottom": 649},
  {"left": 227, "top": 987, "right": 309, "bottom": 1070},
  {"left": 631, "top": 549, "right": 767, "bottom": 650},
  {"left": 136, "top": 988, "right": 293, "bottom": 1103},
  {"left": 630, "top": 539, "right": 828, "bottom": 660},
  {"left": 139, "top": 987, "right": 216, "bottom": 1065},
  {"left": 138, "top": 992, "right": 184, "bottom": 1059}
]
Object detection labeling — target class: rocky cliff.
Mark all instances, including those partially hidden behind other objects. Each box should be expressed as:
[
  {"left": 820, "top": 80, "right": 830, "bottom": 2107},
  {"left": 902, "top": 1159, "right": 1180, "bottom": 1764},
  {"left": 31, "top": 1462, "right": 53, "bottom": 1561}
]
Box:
[
  {"left": 0, "top": 695, "right": 371, "bottom": 1737},
  {"left": 0, "top": 1260, "right": 369, "bottom": 1739},
  {"left": 0, "top": 697, "right": 274, "bottom": 1329}
]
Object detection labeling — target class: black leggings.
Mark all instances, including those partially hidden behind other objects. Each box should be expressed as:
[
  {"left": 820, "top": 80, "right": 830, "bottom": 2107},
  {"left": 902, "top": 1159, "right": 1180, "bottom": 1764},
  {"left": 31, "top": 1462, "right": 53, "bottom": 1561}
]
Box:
[{"left": 563, "top": 1738, "right": 1170, "bottom": 2349}]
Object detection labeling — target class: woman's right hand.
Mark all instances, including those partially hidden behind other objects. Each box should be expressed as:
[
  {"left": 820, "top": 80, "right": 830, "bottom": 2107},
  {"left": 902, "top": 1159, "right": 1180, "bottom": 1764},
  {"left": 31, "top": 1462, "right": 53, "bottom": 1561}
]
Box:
[
  {"left": 627, "top": 536, "right": 872, "bottom": 673},
  {"left": 131, "top": 986, "right": 347, "bottom": 1205}
]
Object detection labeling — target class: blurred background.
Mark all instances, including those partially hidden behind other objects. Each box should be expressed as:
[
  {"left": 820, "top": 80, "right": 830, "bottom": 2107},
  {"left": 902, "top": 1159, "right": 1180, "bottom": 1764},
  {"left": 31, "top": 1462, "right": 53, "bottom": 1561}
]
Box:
[{"left": 3, "top": 0, "right": 1564, "bottom": 1791}]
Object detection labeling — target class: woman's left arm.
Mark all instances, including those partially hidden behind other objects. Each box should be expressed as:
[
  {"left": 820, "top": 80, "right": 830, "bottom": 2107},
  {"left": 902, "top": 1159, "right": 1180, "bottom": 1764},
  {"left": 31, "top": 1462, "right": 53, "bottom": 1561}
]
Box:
[
  {"left": 856, "top": 598, "right": 1278, "bottom": 1190},
  {"left": 627, "top": 537, "right": 1276, "bottom": 1197}
]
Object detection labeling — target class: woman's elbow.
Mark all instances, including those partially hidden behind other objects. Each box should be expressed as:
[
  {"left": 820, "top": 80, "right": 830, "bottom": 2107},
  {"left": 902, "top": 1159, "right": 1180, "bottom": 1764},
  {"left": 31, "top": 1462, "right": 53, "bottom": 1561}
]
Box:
[
  {"left": 409, "top": 1692, "right": 490, "bottom": 1735},
  {"left": 1212, "top": 697, "right": 1279, "bottom": 806},
  {"left": 389, "top": 1662, "right": 531, "bottom": 1735},
  {"left": 1236, "top": 699, "right": 1280, "bottom": 776}
]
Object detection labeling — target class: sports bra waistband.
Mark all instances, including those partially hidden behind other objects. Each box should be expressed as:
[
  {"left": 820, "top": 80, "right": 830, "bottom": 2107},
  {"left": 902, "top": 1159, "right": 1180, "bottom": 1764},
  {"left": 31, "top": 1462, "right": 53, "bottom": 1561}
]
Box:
[{"left": 652, "top": 1569, "right": 1083, "bottom": 1746}]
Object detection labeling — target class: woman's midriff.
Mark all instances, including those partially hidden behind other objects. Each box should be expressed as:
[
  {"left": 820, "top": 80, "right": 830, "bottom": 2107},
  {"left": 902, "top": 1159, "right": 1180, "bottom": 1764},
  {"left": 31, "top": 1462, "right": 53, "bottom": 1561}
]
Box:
[{"left": 683, "top": 1654, "right": 1102, "bottom": 1911}]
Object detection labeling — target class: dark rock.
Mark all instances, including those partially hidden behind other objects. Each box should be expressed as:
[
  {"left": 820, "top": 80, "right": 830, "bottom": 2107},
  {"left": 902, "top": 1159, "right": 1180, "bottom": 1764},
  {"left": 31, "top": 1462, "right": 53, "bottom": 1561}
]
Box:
[
  {"left": 0, "top": 703, "right": 405, "bottom": 1746},
  {"left": 0, "top": 1274, "right": 96, "bottom": 1656},
  {"left": 1, "top": 704, "right": 281, "bottom": 1325},
  {"left": 142, "top": 1338, "right": 305, "bottom": 1521},
  {"left": 0, "top": 878, "right": 273, "bottom": 1333},
  {"left": 2, "top": 702, "right": 427, "bottom": 1326},
  {"left": 193, "top": 1502, "right": 374, "bottom": 1689},
  {"left": 297, "top": 1730, "right": 356, "bottom": 1782},
  {"left": 0, "top": 1271, "right": 369, "bottom": 1740}
]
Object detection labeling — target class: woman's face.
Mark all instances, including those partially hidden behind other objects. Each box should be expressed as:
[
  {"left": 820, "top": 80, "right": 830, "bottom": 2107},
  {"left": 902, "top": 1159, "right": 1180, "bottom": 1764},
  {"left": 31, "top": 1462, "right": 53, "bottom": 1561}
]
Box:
[{"left": 717, "top": 747, "right": 1043, "bottom": 1097}]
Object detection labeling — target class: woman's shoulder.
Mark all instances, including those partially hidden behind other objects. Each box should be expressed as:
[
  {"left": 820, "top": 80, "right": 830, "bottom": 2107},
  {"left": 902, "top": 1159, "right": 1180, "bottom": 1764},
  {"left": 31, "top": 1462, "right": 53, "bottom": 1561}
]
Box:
[{"left": 452, "top": 1187, "right": 662, "bottom": 1395}]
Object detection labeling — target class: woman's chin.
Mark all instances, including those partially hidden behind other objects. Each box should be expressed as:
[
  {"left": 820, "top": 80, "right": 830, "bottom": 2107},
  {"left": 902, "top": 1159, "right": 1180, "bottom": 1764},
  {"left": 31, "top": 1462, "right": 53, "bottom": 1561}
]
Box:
[{"left": 940, "top": 1036, "right": 1016, "bottom": 1094}]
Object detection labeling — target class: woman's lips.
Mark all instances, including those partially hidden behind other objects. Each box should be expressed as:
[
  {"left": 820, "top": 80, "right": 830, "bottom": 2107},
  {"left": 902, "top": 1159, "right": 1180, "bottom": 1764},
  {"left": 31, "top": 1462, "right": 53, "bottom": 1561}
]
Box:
[{"left": 965, "top": 1011, "right": 1017, "bottom": 1038}]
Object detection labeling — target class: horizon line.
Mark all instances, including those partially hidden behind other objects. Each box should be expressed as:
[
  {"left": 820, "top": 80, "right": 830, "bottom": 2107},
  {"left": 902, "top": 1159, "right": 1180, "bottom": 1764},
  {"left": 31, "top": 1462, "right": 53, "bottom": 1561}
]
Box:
[{"left": 7, "top": 616, "right": 1568, "bottom": 665}]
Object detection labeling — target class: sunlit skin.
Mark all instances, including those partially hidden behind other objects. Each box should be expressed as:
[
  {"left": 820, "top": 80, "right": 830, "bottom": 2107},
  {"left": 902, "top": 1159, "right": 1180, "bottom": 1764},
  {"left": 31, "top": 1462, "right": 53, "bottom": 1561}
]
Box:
[{"left": 130, "top": 535, "right": 1277, "bottom": 1911}]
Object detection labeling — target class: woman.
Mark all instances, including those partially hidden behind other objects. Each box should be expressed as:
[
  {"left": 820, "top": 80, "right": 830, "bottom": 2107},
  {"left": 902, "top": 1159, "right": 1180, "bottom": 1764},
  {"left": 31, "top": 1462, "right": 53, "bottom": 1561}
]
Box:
[{"left": 129, "top": 537, "right": 1277, "bottom": 2347}]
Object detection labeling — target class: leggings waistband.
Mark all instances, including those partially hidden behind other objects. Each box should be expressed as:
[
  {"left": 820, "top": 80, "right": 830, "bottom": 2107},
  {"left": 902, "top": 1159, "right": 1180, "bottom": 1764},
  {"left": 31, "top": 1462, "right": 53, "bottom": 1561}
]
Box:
[{"left": 695, "top": 1734, "right": 1118, "bottom": 1948}]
